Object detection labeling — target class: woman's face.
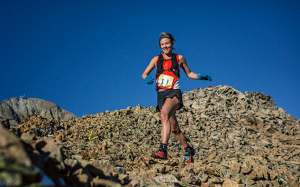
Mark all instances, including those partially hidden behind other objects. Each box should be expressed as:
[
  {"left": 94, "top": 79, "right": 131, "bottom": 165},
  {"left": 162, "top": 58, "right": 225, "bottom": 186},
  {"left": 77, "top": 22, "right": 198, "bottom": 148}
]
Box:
[{"left": 160, "top": 38, "right": 173, "bottom": 54}]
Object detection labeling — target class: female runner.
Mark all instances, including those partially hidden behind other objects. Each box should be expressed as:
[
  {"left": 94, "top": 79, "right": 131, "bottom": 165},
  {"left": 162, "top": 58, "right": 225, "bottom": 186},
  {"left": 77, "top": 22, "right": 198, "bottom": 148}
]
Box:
[{"left": 142, "top": 32, "right": 212, "bottom": 164}]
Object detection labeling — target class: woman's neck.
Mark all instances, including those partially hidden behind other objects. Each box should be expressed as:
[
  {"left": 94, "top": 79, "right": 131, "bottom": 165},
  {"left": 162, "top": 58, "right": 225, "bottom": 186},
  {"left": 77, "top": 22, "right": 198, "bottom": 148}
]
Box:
[{"left": 163, "top": 52, "right": 173, "bottom": 59}]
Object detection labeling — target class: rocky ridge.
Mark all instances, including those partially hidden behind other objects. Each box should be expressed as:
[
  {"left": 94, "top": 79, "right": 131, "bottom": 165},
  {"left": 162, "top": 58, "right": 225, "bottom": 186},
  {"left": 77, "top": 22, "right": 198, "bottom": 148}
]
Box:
[
  {"left": 1, "top": 85, "right": 300, "bottom": 186},
  {"left": 0, "top": 97, "right": 79, "bottom": 126}
]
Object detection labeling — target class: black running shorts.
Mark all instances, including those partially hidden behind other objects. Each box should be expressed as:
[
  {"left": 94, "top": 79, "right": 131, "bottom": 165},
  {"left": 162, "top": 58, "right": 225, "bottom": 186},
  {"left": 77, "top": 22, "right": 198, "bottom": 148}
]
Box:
[{"left": 156, "top": 89, "right": 183, "bottom": 112}]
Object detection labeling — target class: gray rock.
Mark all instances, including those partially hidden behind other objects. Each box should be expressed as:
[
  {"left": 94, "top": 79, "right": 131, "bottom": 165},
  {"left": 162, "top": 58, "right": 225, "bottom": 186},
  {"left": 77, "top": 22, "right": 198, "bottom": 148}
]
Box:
[
  {"left": 154, "top": 174, "right": 179, "bottom": 183},
  {"left": 0, "top": 97, "right": 79, "bottom": 126}
]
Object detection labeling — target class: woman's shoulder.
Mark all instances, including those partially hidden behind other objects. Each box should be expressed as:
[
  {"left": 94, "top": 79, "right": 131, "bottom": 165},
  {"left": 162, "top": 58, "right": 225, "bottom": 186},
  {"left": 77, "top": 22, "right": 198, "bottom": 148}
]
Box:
[
  {"left": 176, "top": 54, "right": 184, "bottom": 58},
  {"left": 152, "top": 55, "right": 160, "bottom": 61},
  {"left": 176, "top": 54, "right": 186, "bottom": 67},
  {"left": 150, "top": 56, "right": 159, "bottom": 65},
  {"left": 176, "top": 54, "right": 185, "bottom": 62}
]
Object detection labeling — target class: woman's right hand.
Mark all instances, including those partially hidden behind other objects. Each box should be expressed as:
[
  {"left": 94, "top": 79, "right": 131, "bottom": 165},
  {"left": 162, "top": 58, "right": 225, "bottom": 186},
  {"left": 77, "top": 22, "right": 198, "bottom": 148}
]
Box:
[{"left": 145, "top": 76, "right": 155, "bottom": 84}]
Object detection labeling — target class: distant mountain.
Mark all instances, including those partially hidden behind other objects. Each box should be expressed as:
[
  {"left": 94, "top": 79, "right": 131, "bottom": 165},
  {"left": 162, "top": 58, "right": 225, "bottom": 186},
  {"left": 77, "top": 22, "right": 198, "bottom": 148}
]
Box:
[{"left": 0, "top": 96, "right": 79, "bottom": 126}]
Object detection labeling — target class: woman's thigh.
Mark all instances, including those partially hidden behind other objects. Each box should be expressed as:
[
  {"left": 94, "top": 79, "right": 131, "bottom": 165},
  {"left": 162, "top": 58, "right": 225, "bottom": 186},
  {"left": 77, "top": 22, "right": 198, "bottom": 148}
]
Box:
[{"left": 161, "top": 97, "right": 179, "bottom": 119}]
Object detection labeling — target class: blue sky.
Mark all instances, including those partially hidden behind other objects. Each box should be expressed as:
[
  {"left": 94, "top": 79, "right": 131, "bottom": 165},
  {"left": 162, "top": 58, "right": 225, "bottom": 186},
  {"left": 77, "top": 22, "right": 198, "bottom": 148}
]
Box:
[{"left": 1, "top": 0, "right": 299, "bottom": 119}]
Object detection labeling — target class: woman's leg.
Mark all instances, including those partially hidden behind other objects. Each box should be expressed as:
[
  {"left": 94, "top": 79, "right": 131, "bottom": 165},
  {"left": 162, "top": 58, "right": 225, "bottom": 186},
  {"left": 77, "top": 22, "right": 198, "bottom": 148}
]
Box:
[
  {"left": 170, "top": 114, "right": 195, "bottom": 164},
  {"left": 152, "top": 97, "right": 179, "bottom": 159},
  {"left": 154, "top": 96, "right": 195, "bottom": 163},
  {"left": 169, "top": 114, "right": 188, "bottom": 148},
  {"left": 160, "top": 97, "right": 180, "bottom": 144}
]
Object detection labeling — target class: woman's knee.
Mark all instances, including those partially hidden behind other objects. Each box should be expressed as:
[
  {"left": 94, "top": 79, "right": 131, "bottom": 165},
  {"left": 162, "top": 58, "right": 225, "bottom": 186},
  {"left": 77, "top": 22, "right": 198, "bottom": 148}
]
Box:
[{"left": 160, "top": 110, "right": 168, "bottom": 122}]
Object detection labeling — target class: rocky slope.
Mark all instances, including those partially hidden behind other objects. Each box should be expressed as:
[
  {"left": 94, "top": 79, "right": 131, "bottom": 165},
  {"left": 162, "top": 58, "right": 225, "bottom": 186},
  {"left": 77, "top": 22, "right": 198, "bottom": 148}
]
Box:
[
  {"left": 1, "top": 85, "right": 300, "bottom": 186},
  {"left": 0, "top": 97, "right": 79, "bottom": 126}
]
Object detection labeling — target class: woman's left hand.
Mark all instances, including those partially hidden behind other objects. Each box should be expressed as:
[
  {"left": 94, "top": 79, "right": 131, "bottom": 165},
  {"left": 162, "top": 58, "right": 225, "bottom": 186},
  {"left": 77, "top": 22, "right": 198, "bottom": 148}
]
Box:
[{"left": 197, "top": 74, "right": 212, "bottom": 81}]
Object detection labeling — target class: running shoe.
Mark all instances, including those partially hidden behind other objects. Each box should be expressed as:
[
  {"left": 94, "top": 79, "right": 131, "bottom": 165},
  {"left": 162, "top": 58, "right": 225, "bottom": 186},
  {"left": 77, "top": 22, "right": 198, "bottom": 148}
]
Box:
[
  {"left": 152, "top": 144, "right": 168, "bottom": 159},
  {"left": 185, "top": 147, "right": 195, "bottom": 164},
  {"left": 152, "top": 149, "right": 167, "bottom": 159}
]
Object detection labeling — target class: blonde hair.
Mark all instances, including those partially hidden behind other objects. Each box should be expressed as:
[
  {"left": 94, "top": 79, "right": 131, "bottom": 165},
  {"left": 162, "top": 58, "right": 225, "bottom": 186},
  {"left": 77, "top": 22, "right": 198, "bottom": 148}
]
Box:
[{"left": 159, "top": 32, "right": 176, "bottom": 48}]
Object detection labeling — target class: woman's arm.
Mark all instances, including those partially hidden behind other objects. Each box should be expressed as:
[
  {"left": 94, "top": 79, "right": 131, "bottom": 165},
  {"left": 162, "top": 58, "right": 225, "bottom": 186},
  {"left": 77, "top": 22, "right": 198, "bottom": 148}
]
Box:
[
  {"left": 142, "top": 56, "right": 158, "bottom": 80},
  {"left": 179, "top": 55, "right": 198, "bottom": 80}
]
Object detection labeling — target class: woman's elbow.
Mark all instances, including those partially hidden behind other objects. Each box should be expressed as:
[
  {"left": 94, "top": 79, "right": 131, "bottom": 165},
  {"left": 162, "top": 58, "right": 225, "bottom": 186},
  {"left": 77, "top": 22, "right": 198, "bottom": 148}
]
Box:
[{"left": 187, "top": 73, "right": 193, "bottom": 79}]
